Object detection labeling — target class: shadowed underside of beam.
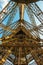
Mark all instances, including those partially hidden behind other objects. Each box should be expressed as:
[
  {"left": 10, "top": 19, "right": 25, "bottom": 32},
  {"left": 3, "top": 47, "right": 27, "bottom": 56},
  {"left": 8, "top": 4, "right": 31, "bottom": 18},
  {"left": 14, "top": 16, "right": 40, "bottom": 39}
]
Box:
[{"left": 12, "top": 0, "right": 40, "bottom": 4}]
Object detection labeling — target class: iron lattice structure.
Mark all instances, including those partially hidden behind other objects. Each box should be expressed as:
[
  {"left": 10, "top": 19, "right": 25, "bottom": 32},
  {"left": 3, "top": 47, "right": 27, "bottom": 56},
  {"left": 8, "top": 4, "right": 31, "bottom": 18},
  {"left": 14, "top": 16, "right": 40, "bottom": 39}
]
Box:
[{"left": 0, "top": 0, "right": 43, "bottom": 65}]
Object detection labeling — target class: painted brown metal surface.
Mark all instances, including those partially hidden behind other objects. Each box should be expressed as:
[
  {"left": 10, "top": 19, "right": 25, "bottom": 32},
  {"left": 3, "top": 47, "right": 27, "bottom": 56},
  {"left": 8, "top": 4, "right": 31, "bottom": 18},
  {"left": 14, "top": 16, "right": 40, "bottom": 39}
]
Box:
[
  {"left": 0, "top": 0, "right": 43, "bottom": 65},
  {"left": 12, "top": 0, "right": 39, "bottom": 4},
  {"left": 0, "top": 28, "right": 43, "bottom": 65}
]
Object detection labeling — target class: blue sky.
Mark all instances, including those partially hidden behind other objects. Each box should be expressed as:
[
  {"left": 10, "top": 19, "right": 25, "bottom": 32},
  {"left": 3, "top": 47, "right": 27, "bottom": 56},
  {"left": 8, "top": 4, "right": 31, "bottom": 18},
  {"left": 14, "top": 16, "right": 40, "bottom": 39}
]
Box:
[
  {"left": 0, "top": 1, "right": 43, "bottom": 65},
  {"left": 0, "top": 0, "right": 10, "bottom": 11},
  {"left": 0, "top": 0, "right": 43, "bottom": 39}
]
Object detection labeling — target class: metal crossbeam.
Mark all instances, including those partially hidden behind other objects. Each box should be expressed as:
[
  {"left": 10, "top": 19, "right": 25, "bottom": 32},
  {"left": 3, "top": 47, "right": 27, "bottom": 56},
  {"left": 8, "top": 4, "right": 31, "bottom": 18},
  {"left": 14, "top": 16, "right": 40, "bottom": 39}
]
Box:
[
  {"left": 31, "top": 49, "right": 43, "bottom": 65},
  {"left": 0, "top": 47, "right": 13, "bottom": 64},
  {"left": 0, "top": 1, "right": 17, "bottom": 23},
  {"left": 28, "top": 3, "right": 43, "bottom": 24},
  {"left": 0, "top": 21, "right": 19, "bottom": 34}
]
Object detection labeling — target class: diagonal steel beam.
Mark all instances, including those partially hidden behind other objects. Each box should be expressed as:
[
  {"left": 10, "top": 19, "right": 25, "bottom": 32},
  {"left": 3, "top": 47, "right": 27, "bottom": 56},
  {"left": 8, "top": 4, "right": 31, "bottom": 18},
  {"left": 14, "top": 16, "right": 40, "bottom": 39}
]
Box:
[
  {"left": 0, "top": 21, "right": 19, "bottom": 33},
  {"left": 31, "top": 49, "right": 43, "bottom": 65},
  {"left": 0, "top": 1, "right": 17, "bottom": 23},
  {"left": 28, "top": 3, "right": 43, "bottom": 24}
]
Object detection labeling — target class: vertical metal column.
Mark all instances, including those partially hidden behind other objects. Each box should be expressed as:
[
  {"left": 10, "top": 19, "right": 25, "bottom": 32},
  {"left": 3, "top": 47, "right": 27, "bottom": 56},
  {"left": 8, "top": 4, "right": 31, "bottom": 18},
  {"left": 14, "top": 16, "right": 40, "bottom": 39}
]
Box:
[
  {"left": 18, "top": 47, "right": 22, "bottom": 65},
  {"left": 23, "top": 47, "right": 28, "bottom": 65},
  {"left": 19, "top": 4, "right": 25, "bottom": 20}
]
